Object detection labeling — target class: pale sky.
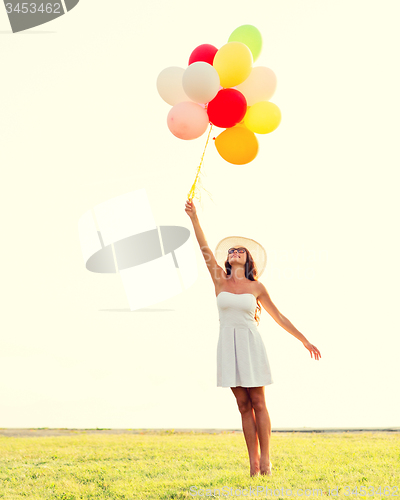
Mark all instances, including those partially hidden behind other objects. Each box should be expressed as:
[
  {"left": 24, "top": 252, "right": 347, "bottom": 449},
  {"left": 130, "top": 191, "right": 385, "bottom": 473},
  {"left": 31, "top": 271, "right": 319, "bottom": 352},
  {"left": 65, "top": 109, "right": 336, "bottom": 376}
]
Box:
[{"left": 0, "top": 0, "right": 399, "bottom": 430}]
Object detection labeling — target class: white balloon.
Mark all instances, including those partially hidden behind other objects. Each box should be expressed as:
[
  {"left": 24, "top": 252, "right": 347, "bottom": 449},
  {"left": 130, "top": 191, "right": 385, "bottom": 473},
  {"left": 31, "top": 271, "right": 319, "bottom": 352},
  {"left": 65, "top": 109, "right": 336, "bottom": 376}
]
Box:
[
  {"left": 156, "top": 67, "right": 192, "bottom": 106},
  {"left": 235, "top": 66, "right": 277, "bottom": 106},
  {"left": 182, "top": 62, "right": 220, "bottom": 104}
]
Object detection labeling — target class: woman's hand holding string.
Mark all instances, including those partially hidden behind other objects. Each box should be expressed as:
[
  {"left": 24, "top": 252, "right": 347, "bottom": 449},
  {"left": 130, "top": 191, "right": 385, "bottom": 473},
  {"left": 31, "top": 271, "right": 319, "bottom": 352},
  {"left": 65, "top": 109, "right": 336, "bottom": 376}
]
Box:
[{"left": 185, "top": 199, "right": 198, "bottom": 220}]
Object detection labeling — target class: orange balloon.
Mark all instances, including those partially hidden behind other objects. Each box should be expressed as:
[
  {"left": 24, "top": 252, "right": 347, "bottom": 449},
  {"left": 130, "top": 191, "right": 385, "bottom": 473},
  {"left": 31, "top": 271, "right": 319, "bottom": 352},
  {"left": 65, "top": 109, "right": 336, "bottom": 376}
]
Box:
[{"left": 215, "top": 126, "right": 259, "bottom": 165}]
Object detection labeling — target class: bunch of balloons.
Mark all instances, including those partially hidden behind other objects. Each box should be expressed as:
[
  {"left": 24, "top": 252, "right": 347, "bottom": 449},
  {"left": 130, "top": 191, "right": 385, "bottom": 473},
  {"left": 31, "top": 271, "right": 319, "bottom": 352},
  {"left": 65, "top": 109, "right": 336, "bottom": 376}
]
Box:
[{"left": 157, "top": 25, "right": 281, "bottom": 165}]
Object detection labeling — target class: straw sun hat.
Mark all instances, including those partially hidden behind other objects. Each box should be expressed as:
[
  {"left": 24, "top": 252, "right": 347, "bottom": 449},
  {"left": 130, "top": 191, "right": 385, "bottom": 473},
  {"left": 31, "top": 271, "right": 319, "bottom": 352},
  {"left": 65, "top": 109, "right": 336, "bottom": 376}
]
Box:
[{"left": 214, "top": 236, "right": 267, "bottom": 278}]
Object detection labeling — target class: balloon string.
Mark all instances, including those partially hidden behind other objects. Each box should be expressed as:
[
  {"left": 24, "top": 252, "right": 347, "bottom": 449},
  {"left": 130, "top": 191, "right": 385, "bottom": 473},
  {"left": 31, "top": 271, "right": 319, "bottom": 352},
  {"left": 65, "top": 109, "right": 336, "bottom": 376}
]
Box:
[{"left": 187, "top": 123, "right": 214, "bottom": 206}]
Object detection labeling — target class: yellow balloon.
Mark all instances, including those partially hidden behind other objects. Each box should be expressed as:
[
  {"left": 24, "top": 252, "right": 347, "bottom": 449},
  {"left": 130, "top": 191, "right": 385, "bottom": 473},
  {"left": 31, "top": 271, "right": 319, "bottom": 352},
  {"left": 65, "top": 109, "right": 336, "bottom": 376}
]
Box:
[
  {"left": 244, "top": 101, "right": 281, "bottom": 134},
  {"left": 215, "top": 126, "right": 259, "bottom": 165},
  {"left": 238, "top": 106, "right": 251, "bottom": 126},
  {"left": 213, "top": 42, "right": 253, "bottom": 88}
]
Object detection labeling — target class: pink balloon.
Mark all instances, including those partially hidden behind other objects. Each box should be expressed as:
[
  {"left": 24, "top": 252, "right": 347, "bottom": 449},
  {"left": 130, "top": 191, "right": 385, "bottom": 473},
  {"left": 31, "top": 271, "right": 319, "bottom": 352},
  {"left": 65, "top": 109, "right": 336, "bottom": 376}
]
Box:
[
  {"left": 235, "top": 66, "right": 277, "bottom": 105},
  {"left": 167, "top": 102, "right": 209, "bottom": 140}
]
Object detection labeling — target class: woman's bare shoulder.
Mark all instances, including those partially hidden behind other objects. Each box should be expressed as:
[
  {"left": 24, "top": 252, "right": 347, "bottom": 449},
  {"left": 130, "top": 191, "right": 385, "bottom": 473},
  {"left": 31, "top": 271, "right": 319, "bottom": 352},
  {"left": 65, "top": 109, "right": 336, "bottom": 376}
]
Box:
[{"left": 253, "top": 280, "right": 267, "bottom": 298}]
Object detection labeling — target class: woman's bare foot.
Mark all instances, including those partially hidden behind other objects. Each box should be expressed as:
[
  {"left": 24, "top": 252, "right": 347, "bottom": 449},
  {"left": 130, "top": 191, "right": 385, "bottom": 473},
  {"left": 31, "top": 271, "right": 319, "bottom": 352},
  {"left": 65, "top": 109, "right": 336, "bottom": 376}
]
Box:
[
  {"left": 250, "top": 456, "right": 260, "bottom": 477},
  {"left": 250, "top": 464, "right": 260, "bottom": 477},
  {"left": 260, "top": 460, "right": 272, "bottom": 476}
]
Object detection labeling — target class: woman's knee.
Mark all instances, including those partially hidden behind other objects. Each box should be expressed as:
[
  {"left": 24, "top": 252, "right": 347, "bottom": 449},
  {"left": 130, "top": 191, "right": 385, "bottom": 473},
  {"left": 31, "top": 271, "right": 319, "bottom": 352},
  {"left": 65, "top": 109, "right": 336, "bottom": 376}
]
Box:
[
  {"left": 237, "top": 399, "right": 253, "bottom": 414},
  {"left": 248, "top": 388, "right": 267, "bottom": 412},
  {"left": 250, "top": 397, "right": 266, "bottom": 412},
  {"left": 231, "top": 387, "right": 253, "bottom": 414}
]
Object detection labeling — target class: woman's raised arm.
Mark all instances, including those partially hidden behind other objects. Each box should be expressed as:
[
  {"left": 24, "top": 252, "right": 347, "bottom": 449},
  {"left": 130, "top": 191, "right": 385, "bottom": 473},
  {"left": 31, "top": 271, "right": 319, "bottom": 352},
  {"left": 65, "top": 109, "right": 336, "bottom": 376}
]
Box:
[{"left": 185, "top": 199, "right": 225, "bottom": 284}]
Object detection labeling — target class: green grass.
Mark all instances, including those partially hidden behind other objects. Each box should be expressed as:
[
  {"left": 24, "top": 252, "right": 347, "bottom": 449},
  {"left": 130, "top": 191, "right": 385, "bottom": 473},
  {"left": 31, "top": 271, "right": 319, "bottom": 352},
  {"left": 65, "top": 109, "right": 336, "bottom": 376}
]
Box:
[{"left": 0, "top": 431, "right": 399, "bottom": 499}]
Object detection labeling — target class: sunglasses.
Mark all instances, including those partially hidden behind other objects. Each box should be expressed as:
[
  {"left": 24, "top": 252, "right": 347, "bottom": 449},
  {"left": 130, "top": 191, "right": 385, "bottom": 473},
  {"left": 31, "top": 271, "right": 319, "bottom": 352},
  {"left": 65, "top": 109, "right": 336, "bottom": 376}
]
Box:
[{"left": 228, "top": 247, "right": 247, "bottom": 254}]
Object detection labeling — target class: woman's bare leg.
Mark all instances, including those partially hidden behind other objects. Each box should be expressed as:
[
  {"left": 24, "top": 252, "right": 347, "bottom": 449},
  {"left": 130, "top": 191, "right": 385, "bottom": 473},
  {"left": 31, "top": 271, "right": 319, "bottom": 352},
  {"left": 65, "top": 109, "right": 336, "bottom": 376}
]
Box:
[
  {"left": 231, "top": 387, "right": 260, "bottom": 476},
  {"left": 248, "top": 386, "right": 272, "bottom": 475}
]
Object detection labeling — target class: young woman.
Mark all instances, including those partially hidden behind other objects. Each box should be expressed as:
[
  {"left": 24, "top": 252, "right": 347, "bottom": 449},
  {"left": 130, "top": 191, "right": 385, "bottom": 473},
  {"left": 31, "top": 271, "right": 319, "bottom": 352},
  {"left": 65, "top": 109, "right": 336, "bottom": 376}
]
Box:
[{"left": 185, "top": 199, "right": 321, "bottom": 477}]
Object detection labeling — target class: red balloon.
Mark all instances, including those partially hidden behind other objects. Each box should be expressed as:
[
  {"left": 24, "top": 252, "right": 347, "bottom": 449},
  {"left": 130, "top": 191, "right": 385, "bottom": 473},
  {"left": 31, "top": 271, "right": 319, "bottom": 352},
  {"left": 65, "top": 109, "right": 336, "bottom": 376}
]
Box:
[
  {"left": 207, "top": 89, "right": 247, "bottom": 128},
  {"left": 189, "top": 44, "right": 219, "bottom": 66}
]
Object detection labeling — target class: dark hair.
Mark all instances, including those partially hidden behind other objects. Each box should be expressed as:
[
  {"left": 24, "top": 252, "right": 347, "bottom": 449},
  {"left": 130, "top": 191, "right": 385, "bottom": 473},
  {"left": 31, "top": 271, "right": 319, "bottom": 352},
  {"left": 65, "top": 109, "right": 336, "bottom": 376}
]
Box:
[{"left": 224, "top": 248, "right": 262, "bottom": 326}]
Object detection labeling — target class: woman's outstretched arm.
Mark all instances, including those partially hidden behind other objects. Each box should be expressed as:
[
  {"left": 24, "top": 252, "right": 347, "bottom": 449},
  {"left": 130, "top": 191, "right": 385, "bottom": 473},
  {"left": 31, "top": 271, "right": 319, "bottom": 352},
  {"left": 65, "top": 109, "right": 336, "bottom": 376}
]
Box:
[
  {"left": 185, "top": 199, "right": 225, "bottom": 284},
  {"left": 257, "top": 282, "right": 322, "bottom": 360}
]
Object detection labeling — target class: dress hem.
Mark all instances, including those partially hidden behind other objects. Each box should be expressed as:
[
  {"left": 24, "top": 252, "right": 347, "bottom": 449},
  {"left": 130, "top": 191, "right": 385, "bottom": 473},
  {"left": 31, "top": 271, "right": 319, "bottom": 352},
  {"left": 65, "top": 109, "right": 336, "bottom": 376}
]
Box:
[{"left": 217, "top": 381, "right": 274, "bottom": 388}]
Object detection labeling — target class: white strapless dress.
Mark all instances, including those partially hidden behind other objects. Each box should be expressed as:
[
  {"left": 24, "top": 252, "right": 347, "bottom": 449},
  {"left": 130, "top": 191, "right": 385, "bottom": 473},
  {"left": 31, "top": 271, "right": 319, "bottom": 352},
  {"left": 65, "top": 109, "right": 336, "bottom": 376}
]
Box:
[{"left": 216, "top": 291, "right": 273, "bottom": 388}]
